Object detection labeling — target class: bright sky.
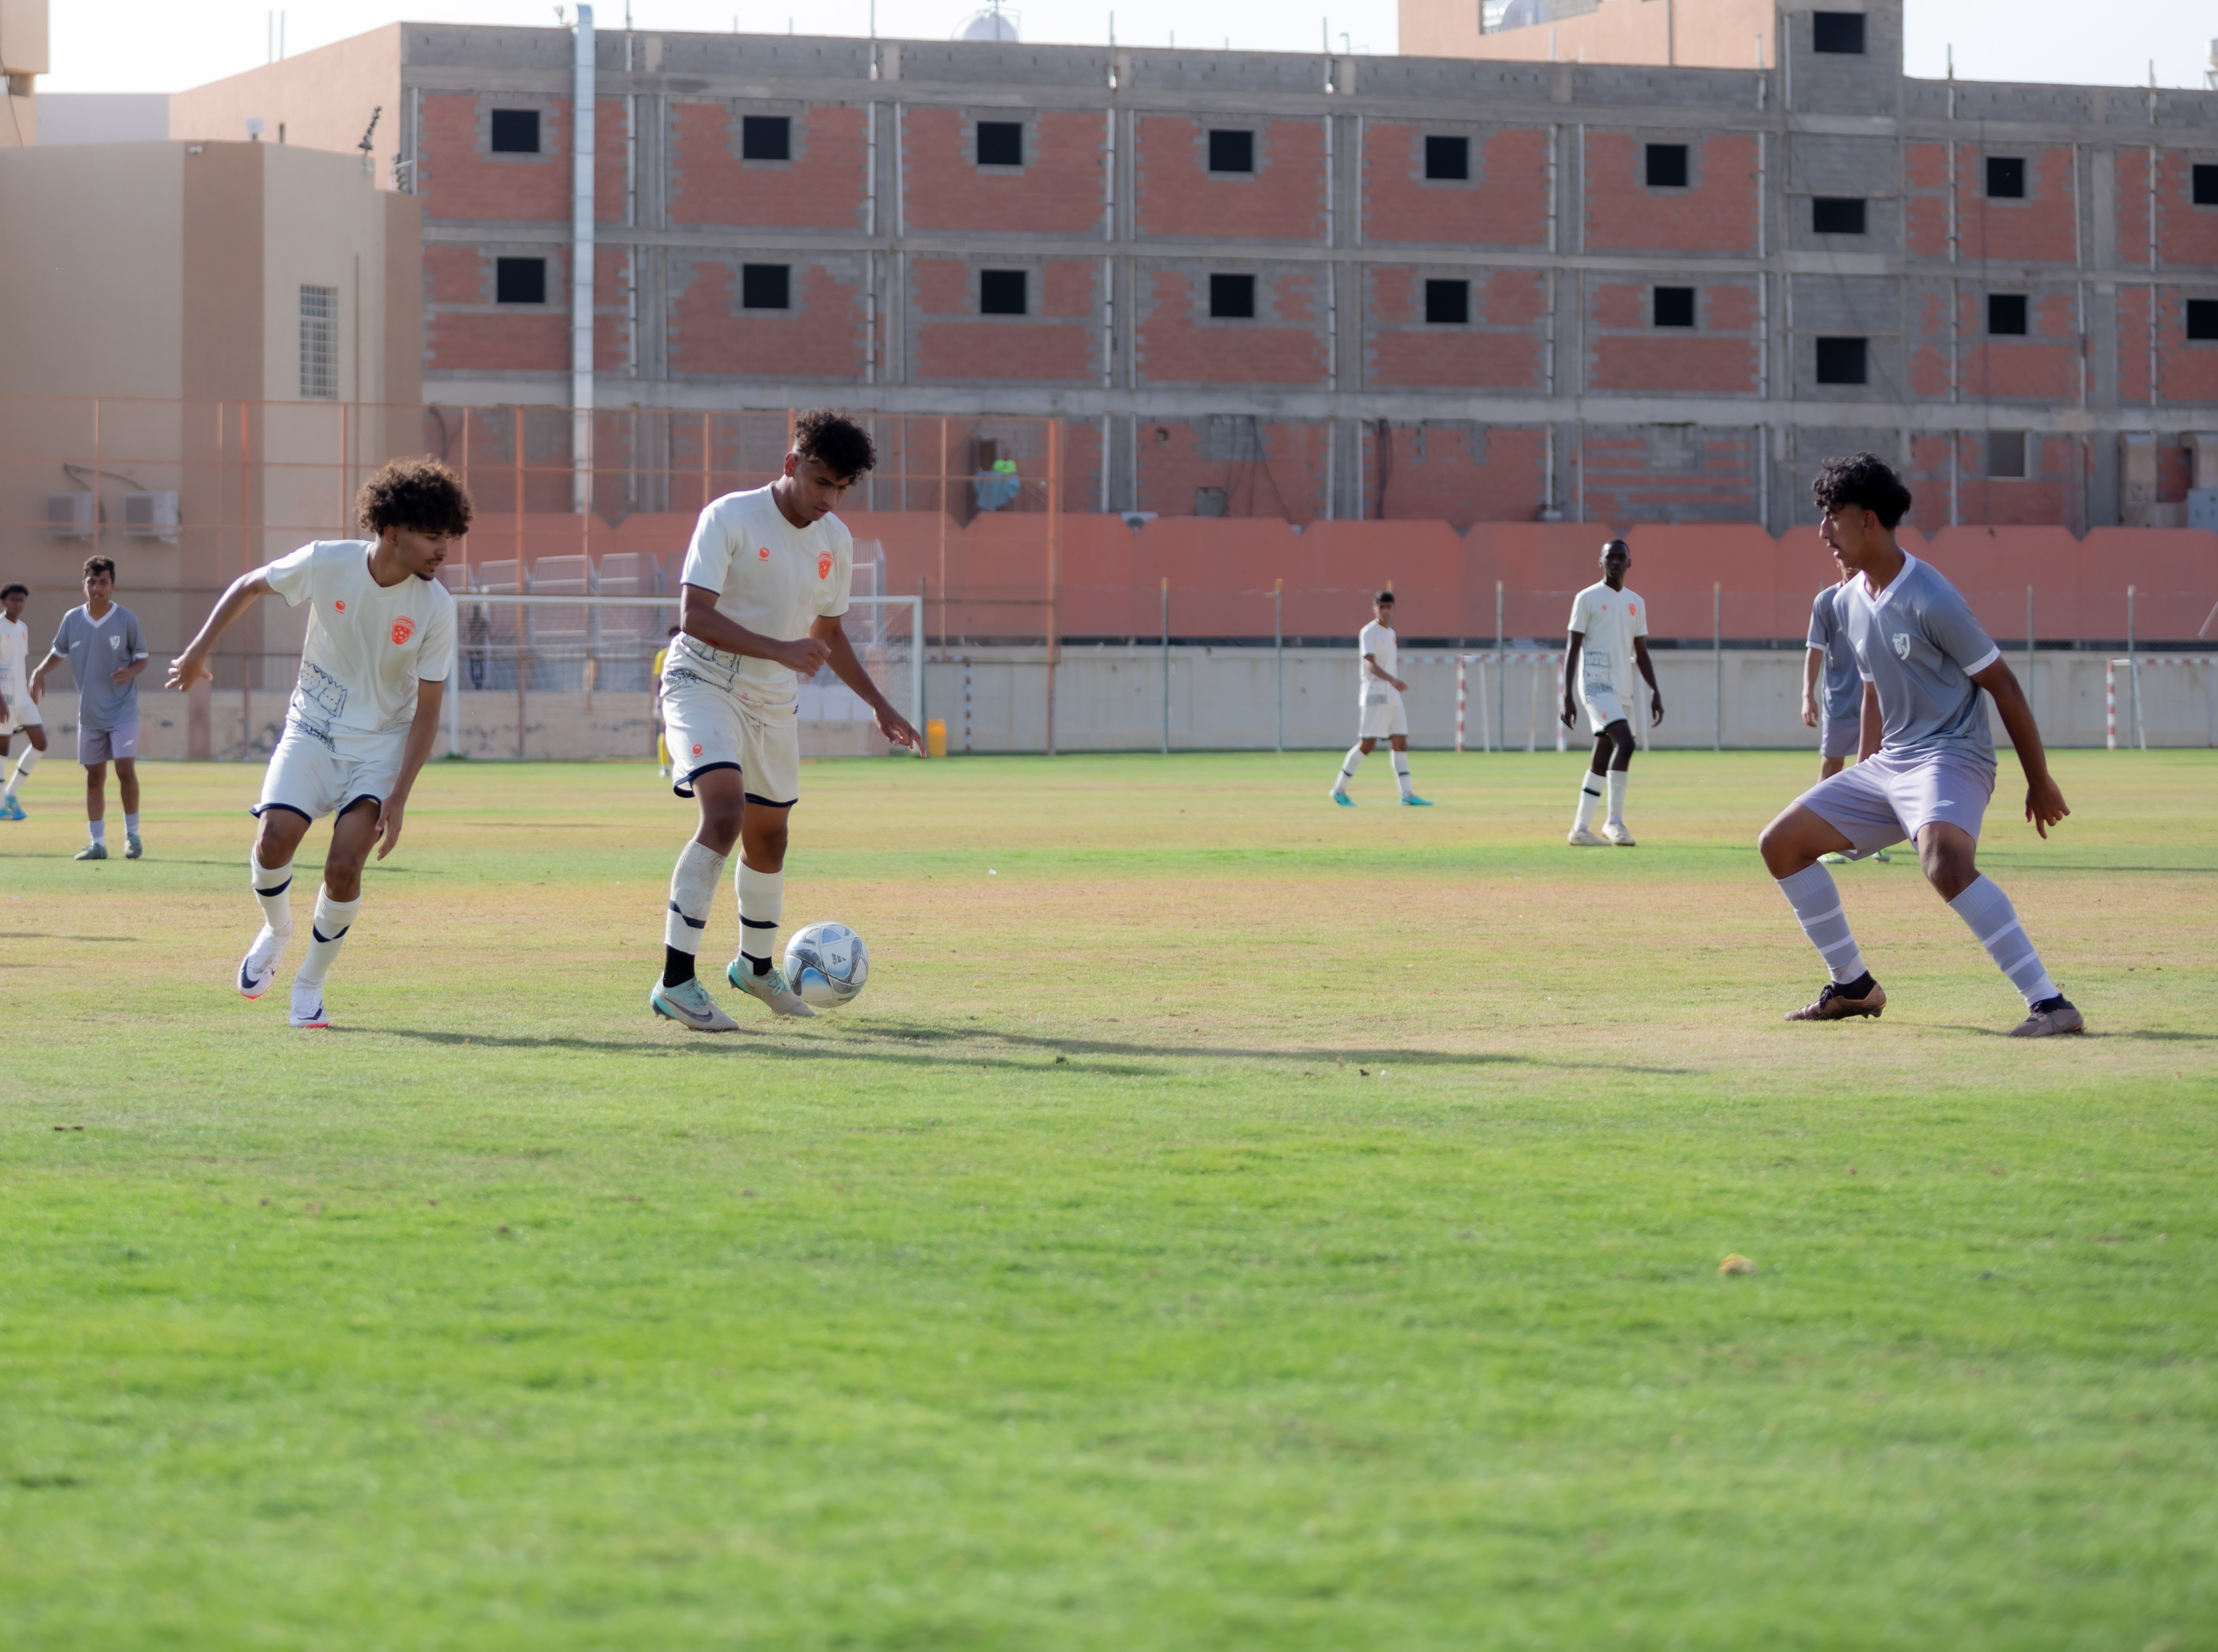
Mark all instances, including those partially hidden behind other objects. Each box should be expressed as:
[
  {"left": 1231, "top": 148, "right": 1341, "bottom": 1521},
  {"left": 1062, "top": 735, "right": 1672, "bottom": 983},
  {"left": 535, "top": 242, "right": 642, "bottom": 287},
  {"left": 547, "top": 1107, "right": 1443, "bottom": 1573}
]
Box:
[{"left": 41, "top": 0, "right": 2217, "bottom": 94}]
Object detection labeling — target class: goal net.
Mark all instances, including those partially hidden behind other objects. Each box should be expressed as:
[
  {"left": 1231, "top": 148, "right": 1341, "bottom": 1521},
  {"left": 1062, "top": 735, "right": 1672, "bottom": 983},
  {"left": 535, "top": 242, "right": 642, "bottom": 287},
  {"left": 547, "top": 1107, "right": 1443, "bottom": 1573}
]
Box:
[{"left": 2106, "top": 655, "right": 2218, "bottom": 750}]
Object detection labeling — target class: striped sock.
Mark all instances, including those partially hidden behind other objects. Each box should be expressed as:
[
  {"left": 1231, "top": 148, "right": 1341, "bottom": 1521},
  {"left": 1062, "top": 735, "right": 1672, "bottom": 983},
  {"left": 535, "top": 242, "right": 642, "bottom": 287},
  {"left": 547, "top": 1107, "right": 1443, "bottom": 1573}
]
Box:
[
  {"left": 1947, "top": 875, "right": 2058, "bottom": 1007},
  {"left": 739, "top": 863, "right": 783, "bottom": 976},
  {"left": 297, "top": 890, "right": 361, "bottom": 988},
  {"left": 4, "top": 746, "right": 35, "bottom": 798},
  {"left": 251, "top": 852, "right": 294, "bottom": 935},
  {"left": 1573, "top": 776, "right": 1603, "bottom": 831},
  {"left": 662, "top": 839, "right": 727, "bottom": 986},
  {"left": 1335, "top": 745, "right": 1365, "bottom": 795},
  {"left": 1774, "top": 862, "right": 1869, "bottom": 984},
  {"left": 1391, "top": 751, "right": 1413, "bottom": 800}
]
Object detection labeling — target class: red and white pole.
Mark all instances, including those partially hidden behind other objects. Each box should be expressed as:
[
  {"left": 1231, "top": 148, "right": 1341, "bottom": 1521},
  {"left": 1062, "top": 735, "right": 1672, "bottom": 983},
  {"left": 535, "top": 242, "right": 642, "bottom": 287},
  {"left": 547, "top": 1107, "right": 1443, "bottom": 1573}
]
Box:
[
  {"left": 2105, "top": 660, "right": 2117, "bottom": 751},
  {"left": 1455, "top": 656, "right": 1467, "bottom": 753}
]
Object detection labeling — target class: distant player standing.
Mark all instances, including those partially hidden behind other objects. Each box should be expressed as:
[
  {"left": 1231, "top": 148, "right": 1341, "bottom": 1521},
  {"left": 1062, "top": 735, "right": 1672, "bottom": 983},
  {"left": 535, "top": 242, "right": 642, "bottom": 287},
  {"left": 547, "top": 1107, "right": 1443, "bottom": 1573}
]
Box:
[
  {"left": 166, "top": 459, "right": 464, "bottom": 1028},
  {"left": 1329, "top": 591, "right": 1431, "bottom": 807},
  {"left": 0, "top": 582, "right": 47, "bottom": 820},
  {"left": 1560, "top": 539, "right": 1662, "bottom": 846},
  {"left": 1758, "top": 454, "right": 2081, "bottom": 1036},
  {"left": 649, "top": 409, "right": 921, "bottom": 1032},
  {"left": 28, "top": 557, "right": 149, "bottom": 860}
]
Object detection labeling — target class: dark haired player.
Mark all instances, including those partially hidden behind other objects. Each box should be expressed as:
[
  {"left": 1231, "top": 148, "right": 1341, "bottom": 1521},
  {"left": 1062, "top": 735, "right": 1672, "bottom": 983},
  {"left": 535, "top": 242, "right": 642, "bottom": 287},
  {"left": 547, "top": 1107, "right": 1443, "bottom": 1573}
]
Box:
[
  {"left": 1757, "top": 454, "right": 2081, "bottom": 1036},
  {"left": 169, "top": 458, "right": 466, "bottom": 1028},
  {"left": 1560, "top": 539, "right": 1662, "bottom": 845},
  {"left": 29, "top": 557, "right": 148, "bottom": 859},
  {"left": 651, "top": 409, "right": 921, "bottom": 1032},
  {"left": 0, "top": 582, "right": 47, "bottom": 821},
  {"left": 1329, "top": 590, "right": 1430, "bottom": 806}
]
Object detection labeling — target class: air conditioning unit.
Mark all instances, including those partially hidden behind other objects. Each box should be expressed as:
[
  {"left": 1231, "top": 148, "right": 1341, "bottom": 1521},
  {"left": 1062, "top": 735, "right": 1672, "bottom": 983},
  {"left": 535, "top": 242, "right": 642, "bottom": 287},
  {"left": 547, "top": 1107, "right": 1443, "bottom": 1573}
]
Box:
[
  {"left": 47, "top": 490, "right": 95, "bottom": 539},
  {"left": 122, "top": 491, "right": 179, "bottom": 542}
]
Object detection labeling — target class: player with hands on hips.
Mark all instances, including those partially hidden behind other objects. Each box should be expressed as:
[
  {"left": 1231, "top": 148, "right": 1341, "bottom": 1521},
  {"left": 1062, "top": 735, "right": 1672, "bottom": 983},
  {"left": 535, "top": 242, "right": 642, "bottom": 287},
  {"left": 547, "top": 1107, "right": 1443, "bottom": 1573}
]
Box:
[{"left": 1561, "top": 539, "right": 1662, "bottom": 846}]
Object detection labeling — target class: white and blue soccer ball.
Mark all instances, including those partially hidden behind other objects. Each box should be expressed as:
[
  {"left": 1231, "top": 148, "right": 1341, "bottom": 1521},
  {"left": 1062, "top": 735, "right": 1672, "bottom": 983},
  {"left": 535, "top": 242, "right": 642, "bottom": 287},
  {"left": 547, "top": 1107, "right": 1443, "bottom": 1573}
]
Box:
[{"left": 782, "top": 921, "right": 869, "bottom": 1009}]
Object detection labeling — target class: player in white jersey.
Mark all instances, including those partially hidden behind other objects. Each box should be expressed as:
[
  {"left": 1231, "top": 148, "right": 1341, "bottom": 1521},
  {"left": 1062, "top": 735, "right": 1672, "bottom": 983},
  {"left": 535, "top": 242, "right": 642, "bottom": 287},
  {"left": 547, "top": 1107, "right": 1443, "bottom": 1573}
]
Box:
[
  {"left": 1560, "top": 540, "right": 1663, "bottom": 846},
  {"left": 1758, "top": 454, "right": 2080, "bottom": 1037},
  {"left": 0, "top": 582, "right": 47, "bottom": 821},
  {"left": 1329, "top": 591, "right": 1431, "bottom": 806},
  {"left": 167, "top": 459, "right": 466, "bottom": 1028},
  {"left": 648, "top": 409, "right": 922, "bottom": 1033}
]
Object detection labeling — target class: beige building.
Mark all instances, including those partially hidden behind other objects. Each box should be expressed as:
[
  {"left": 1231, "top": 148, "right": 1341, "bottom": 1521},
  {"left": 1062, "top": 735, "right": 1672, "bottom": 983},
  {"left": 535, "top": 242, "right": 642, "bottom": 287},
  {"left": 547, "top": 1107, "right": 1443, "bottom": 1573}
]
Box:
[
  {"left": 0, "top": 0, "right": 45, "bottom": 144},
  {"left": 1402, "top": 0, "right": 1780, "bottom": 69},
  {"left": 0, "top": 140, "right": 422, "bottom": 752}
]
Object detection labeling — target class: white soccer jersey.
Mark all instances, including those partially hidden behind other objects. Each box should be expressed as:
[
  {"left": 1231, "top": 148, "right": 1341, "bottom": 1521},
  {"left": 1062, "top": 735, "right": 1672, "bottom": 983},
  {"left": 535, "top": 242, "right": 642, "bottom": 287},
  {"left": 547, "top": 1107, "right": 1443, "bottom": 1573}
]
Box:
[
  {"left": 1358, "top": 619, "right": 1399, "bottom": 701},
  {"left": 679, "top": 485, "right": 854, "bottom": 693},
  {"left": 0, "top": 616, "right": 26, "bottom": 698},
  {"left": 1568, "top": 580, "right": 1648, "bottom": 701},
  {"left": 264, "top": 540, "right": 457, "bottom": 735}
]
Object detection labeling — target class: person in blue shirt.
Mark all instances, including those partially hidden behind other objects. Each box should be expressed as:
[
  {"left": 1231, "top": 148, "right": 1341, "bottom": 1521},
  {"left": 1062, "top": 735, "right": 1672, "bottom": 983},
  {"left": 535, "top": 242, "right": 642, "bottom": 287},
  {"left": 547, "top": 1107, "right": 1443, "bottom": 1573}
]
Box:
[{"left": 1757, "top": 454, "right": 2081, "bottom": 1038}]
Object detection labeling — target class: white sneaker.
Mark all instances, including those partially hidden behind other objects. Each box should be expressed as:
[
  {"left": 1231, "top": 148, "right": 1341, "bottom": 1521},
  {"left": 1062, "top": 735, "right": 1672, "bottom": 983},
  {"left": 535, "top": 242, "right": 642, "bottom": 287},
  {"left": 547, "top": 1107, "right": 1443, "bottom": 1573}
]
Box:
[
  {"left": 238, "top": 925, "right": 290, "bottom": 999},
  {"left": 649, "top": 976, "right": 740, "bottom": 1032},
  {"left": 1602, "top": 820, "right": 1637, "bottom": 846},
  {"left": 727, "top": 959, "right": 816, "bottom": 1017},
  {"left": 289, "top": 979, "right": 329, "bottom": 1029},
  {"left": 1567, "top": 826, "right": 1610, "bottom": 846}
]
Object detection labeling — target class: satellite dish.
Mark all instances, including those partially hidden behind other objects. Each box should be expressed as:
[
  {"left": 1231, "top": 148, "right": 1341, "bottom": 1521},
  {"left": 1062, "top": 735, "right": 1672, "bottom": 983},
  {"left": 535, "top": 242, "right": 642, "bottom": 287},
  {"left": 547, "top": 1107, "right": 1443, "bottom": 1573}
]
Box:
[{"left": 953, "top": 6, "right": 1018, "bottom": 41}]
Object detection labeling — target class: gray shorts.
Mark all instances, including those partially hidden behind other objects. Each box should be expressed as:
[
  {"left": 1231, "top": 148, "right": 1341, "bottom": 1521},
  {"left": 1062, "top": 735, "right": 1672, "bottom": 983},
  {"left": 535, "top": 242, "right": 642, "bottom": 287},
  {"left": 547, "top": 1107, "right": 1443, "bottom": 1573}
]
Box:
[
  {"left": 78, "top": 718, "right": 139, "bottom": 766},
  {"left": 1819, "top": 714, "right": 1860, "bottom": 759},
  {"left": 1799, "top": 748, "right": 1996, "bottom": 854}
]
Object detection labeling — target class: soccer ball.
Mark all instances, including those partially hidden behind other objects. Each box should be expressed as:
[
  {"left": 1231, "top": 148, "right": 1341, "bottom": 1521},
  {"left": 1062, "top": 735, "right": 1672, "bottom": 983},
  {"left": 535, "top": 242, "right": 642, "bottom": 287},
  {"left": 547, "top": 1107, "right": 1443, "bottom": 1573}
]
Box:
[{"left": 782, "top": 921, "right": 868, "bottom": 1009}]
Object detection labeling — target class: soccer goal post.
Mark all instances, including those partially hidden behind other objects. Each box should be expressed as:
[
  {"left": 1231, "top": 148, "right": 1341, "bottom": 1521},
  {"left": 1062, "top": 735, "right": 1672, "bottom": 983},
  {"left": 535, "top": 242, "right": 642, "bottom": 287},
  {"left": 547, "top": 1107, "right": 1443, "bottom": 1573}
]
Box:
[
  {"left": 2105, "top": 655, "right": 2218, "bottom": 750},
  {"left": 442, "top": 592, "right": 924, "bottom": 761}
]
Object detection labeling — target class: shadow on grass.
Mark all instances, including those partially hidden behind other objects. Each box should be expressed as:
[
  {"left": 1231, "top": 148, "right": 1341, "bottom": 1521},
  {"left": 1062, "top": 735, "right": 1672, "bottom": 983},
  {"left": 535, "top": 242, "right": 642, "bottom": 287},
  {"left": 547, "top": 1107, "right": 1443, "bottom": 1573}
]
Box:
[{"left": 0, "top": 931, "right": 141, "bottom": 943}]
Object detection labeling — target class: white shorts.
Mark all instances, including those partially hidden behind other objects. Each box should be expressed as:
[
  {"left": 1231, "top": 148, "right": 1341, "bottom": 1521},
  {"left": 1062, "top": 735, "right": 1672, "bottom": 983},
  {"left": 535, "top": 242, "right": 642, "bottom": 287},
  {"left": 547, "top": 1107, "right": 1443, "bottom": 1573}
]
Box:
[
  {"left": 662, "top": 644, "right": 801, "bottom": 807},
  {"left": 2, "top": 693, "right": 41, "bottom": 735},
  {"left": 253, "top": 720, "right": 405, "bottom": 822},
  {"left": 1357, "top": 688, "right": 1409, "bottom": 740},
  {"left": 1578, "top": 683, "right": 1627, "bottom": 732},
  {"left": 1819, "top": 713, "right": 1861, "bottom": 759},
  {"left": 1798, "top": 748, "right": 1997, "bottom": 854}
]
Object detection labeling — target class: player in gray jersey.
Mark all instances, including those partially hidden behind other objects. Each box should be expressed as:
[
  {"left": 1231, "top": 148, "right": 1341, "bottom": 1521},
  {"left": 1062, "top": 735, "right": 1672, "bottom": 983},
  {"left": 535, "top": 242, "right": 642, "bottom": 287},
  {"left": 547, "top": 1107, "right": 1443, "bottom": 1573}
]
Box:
[
  {"left": 28, "top": 557, "right": 149, "bottom": 860},
  {"left": 1757, "top": 454, "right": 2082, "bottom": 1037}
]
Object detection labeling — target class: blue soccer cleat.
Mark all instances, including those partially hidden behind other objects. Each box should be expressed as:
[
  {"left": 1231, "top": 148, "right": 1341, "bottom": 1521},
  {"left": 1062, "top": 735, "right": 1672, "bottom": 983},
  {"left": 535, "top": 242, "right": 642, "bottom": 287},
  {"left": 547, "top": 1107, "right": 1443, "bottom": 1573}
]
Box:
[
  {"left": 1401, "top": 795, "right": 1433, "bottom": 807},
  {"left": 1329, "top": 791, "right": 1355, "bottom": 807}
]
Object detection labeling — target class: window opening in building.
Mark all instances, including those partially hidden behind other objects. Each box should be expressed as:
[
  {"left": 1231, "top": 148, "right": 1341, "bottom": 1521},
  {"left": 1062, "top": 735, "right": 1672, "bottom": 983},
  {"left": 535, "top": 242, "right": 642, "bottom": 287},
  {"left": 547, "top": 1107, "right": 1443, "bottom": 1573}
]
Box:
[
  {"left": 1424, "top": 135, "right": 1469, "bottom": 181},
  {"left": 1988, "top": 293, "right": 2028, "bottom": 336},
  {"left": 1987, "top": 431, "right": 2027, "bottom": 480},
  {"left": 298, "top": 286, "right": 337, "bottom": 401},
  {"left": 1812, "top": 197, "right": 1867, "bottom": 234},
  {"left": 1653, "top": 286, "right": 1696, "bottom": 328},
  {"left": 489, "top": 109, "right": 540, "bottom": 154},
  {"left": 2187, "top": 299, "right": 2218, "bottom": 341},
  {"left": 1424, "top": 279, "right": 1469, "bottom": 325},
  {"left": 1209, "top": 273, "right": 1257, "bottom": 319},
  {"left": 1207, "top": 129, "right": 1254, "bottom": 173},
  {"left": 1811, "top": 12, "right": 1866, "bottom": 53},
  {"left": 1986, "top": 156, "right": 2025, "bottom": 199},
  {"left": 2195, "top": 165, "right": 2218, "bottom": 207},
  {"left": 980, "top": 269, "right": 1028, "bottom": 315},
  {"left": 976, "top": 121, "right": 1023, "bottom": 166},
  {"left": 741, "top": 265, "right": 790, "bottom": 309},
  {"left": 1815, "top": 337, "right": 1868, "bottom": 385},
  {"left": 1646, "top": 143, "right": 1689, "bottom": 189},
  {"left": 742, "top": 115, "right": 792, "bottom": 161},
  {"left": 494, "top": 257, "right": 546, "bottom": 305}
]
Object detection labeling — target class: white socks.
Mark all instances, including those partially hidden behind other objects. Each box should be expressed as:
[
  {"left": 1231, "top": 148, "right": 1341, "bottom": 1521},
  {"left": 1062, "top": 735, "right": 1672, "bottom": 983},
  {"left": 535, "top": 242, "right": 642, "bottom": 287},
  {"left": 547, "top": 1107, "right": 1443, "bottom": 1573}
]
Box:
[
  {"left": 738, "top": 862, "right": 782, "bottom": 975},
  {"left": 125, "top": 812, "right": 141, "bottom": 837},
  {"left": 1949, "top": 875, "right": 2059, "bottom": 1006},
  {"left": 1334, "top": 744, "right": 1365, "bottom": 795},
  {"left": 1391, "top": 751, "right": 1414, "bottom": 800},
  {"left": 1572, "top": 776, "right": 1603, "bottom": 830},
  {"left": 88, "top": 819, "right": 105, "bottom": 847},
  {"left": 297, "top": 889, "right": 362, "bottom": 987},
  {"left": 1774, "top": 863, "right": 1869, "bottom": 984},
  {"left": 664, "top": 839, "right": 727, "bottom": 958},
  {"left": 252, "top": 853, "right": 295, "bottom": 936},
  {"left": 1606, "top": 770, "right": 1627, "bottom": 825},
  {"left": 3, "top": 746, "right": 34, "bottom": 798}
]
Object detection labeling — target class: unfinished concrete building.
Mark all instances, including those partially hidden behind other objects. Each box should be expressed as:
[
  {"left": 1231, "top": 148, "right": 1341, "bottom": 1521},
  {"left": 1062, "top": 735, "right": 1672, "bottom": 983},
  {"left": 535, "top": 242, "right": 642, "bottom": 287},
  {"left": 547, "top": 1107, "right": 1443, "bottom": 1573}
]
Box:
[{"left": 168, "top": 0, "right": 2218, "bottom": 530}]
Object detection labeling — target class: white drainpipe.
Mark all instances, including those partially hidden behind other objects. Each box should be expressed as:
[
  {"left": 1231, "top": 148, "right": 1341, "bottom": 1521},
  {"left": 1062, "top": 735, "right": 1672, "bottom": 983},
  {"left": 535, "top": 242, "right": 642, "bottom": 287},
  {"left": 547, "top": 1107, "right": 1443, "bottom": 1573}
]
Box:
[{"left": 571, "top": 5, "right": 596, "bottom": 513}]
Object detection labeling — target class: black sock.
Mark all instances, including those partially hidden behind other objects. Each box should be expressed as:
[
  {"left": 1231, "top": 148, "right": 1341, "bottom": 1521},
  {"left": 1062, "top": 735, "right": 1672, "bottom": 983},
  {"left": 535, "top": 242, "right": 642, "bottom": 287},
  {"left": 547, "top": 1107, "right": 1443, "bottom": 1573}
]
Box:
[
  {"left": 2032, "top": 992, "right": 2069, "bottom": 1012},
  {"left": 1837, "top": 969, "right": 1877, "bottom": 997},
  {"left": 663, "top": 946, "right": 697, "bottom": 988},
  {"left": 745, "top": 953, "right": 771, "bottom": 977}
]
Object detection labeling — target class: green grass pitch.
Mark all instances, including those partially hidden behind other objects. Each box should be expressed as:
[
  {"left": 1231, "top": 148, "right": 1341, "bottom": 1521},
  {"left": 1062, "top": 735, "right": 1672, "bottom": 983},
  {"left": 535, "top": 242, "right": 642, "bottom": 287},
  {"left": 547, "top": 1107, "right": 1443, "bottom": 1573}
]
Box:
[{"left": 4, "top": 749, "right": 2214, "bottom": 1649}]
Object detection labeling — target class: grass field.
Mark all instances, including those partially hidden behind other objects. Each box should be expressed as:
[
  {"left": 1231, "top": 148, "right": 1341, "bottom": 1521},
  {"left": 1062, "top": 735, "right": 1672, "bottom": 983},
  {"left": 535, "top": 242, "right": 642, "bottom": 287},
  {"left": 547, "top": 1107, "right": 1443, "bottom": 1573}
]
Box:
[{"left": 4, "top": 748, "right": 2215, "bottom": 1650}]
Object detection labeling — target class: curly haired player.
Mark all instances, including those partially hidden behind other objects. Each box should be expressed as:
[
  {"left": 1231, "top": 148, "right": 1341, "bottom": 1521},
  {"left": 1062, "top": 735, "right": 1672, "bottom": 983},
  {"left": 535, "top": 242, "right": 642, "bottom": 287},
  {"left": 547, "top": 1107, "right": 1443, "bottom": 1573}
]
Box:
[
  {"left": 168, "top": 459, "right": 466, "bottom": 1028},
  {"left": 649, "top": 409, "right": 921, "bottom": 1032},
  {"left": 1757, "top": 453, "right": 2081, "bottom": 1036}
]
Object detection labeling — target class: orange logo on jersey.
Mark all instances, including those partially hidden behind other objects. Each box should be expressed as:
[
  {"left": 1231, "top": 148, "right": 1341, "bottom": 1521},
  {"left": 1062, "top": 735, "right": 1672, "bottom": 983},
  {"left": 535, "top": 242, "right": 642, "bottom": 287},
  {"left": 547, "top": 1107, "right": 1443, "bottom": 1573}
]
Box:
[
  {"left": 758, "top": 547, "right": 771, "bottom": 560},
  {"left": 1628, "top": 603, "right": 1638, "bottom": 617},
  {"left": 691, "top": 742, "right": 703, "bottom": 756},
  {"left": 334, "top": 600, "right": 346, "bottom": 612},
  {"left": 391, "top": 617, "right": 415, "bottom": 646},
  {"left": 817, "top": 551, "right": 832, "bottom": 580}
]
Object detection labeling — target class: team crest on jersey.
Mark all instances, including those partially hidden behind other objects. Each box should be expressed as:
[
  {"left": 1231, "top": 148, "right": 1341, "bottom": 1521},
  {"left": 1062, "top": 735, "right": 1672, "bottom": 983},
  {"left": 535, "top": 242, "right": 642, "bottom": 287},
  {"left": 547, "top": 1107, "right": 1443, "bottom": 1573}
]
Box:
[
  {"left": 334, "top": 600, "right": 346, "bottom": 612},
  {"left": 1892, "top": 631, "right": 1912, "bottom": 660},
  {"left": 392, "top": 617, "right": 415, "bottom": 646},
  {"left": 758, "top": 547, "right": 771, "bottom": 561},
  {"left": 817, "top": 551, "right": 832, "bottom": 579}
]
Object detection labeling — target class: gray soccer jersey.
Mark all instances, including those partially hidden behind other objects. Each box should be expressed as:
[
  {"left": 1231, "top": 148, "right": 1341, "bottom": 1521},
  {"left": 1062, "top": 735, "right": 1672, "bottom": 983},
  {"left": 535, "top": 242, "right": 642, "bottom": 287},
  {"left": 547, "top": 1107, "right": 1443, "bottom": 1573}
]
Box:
[
  {"left": 50, "top": 604, "right": 147, "bottom": 731},
  {"left": 1805, "top": 584, "right": 1862, "bottom": 723},
  {"left": 1838, "top": 554, "right": 1999, "bottom": 765}
]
